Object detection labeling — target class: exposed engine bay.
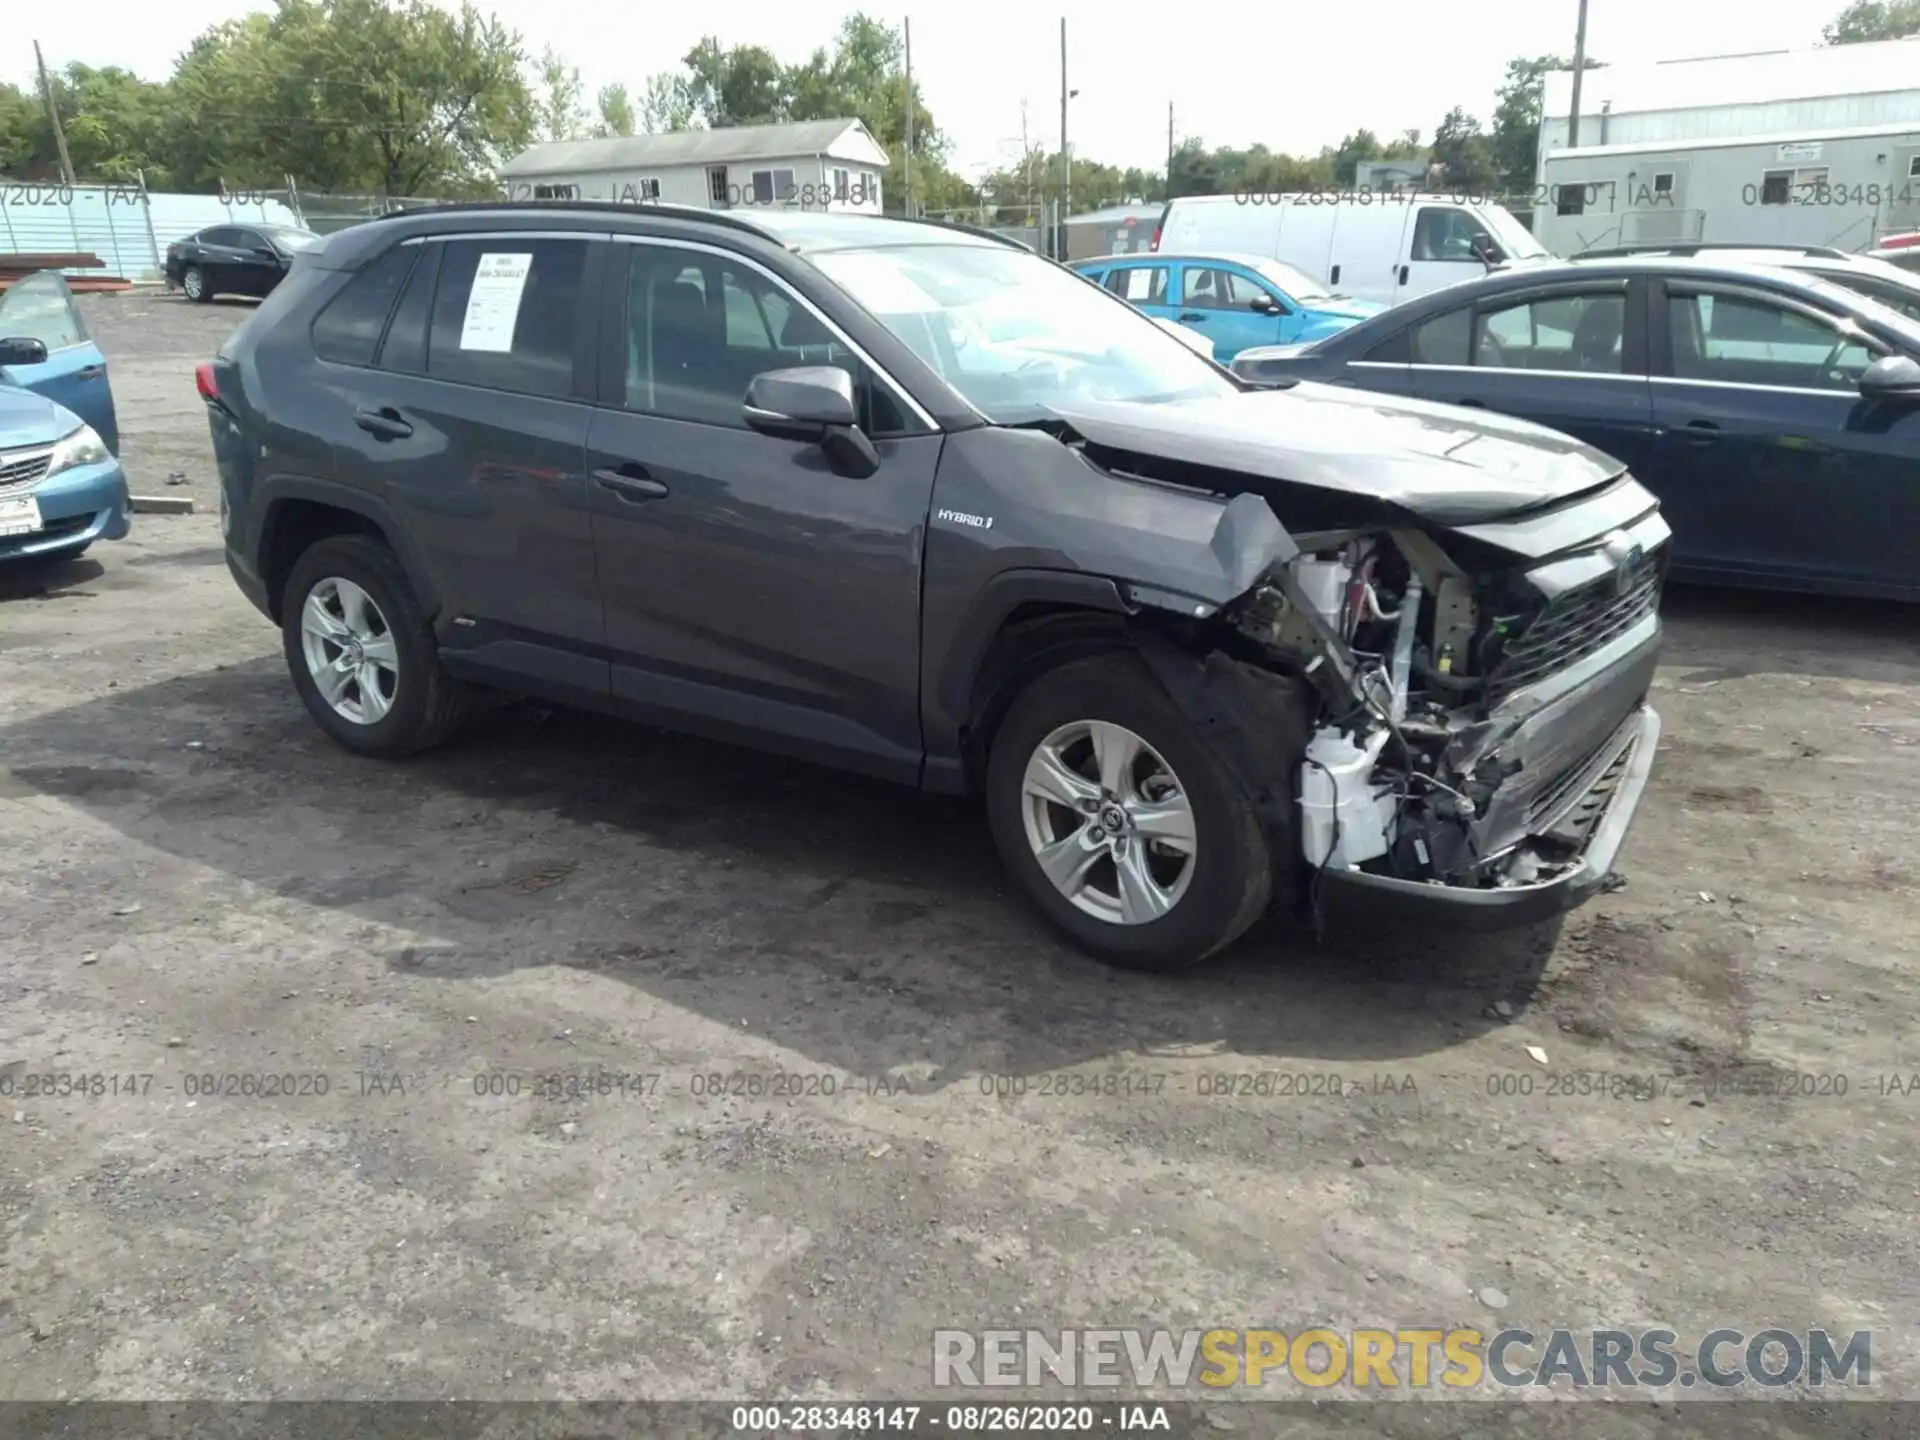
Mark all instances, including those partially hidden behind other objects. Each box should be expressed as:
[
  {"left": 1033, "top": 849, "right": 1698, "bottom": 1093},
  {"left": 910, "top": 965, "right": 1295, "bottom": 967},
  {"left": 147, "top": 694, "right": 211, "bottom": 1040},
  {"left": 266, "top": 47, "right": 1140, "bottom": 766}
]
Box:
[{"left": 1215, "top": 525, "right": 1665, "bottom": 895}]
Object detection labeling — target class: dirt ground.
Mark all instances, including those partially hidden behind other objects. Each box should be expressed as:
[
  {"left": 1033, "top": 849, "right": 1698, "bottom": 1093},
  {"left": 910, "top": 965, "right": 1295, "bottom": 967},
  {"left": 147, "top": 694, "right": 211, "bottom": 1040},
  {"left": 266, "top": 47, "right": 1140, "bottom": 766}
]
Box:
[{"left": 1, "top": 291, "right": 1917, "bottom": 1417}]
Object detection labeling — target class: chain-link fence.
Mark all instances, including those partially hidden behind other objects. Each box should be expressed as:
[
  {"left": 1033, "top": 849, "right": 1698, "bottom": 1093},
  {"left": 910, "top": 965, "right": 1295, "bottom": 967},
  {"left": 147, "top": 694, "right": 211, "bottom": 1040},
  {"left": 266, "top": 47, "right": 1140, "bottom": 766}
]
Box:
[
  {"left": 918, "top": 205, "right": 1054, "bottom": 256},
  {"left": 284, "top": 186, "right": 482, "bottom": 235}
]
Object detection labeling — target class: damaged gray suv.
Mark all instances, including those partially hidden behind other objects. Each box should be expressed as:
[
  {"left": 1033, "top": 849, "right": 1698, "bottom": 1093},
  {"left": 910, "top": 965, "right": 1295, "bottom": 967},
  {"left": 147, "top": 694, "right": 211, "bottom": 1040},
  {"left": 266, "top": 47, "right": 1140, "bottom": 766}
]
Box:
[{"left": 205, "top": 203, "right": 1666, "bottom": 971}]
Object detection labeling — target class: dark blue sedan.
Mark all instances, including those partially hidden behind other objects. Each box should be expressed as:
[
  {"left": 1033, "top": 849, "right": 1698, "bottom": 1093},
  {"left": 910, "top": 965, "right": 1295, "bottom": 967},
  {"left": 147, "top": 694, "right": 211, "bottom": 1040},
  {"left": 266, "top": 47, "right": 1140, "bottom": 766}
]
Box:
[{"left": 1231, "top": 256, "right": 1920, "bottom": 600}]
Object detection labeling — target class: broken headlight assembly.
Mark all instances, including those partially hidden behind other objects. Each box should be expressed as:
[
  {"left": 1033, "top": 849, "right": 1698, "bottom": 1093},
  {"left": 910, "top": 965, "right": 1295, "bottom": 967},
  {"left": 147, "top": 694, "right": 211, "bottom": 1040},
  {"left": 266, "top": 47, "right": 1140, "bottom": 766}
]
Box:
[{"left": 1224, "top": 530, "right": 1627, "bottom": 896}]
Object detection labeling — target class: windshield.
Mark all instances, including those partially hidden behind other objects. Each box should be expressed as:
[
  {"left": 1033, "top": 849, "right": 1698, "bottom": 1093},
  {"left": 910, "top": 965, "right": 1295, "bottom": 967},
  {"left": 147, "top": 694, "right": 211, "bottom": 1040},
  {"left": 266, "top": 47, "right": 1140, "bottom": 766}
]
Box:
[
  {"left": 1478, "top": 205, "right": 1549, "bottom": 261},
  {"left": 809, "top": 244, "right": 1239, "bottom": 424},
  {"left": 262, "top": 226, "right": 322, "bottom": 252},
  {"left": 1248, "top": 257, "right": 1333, "bottom": 301}
]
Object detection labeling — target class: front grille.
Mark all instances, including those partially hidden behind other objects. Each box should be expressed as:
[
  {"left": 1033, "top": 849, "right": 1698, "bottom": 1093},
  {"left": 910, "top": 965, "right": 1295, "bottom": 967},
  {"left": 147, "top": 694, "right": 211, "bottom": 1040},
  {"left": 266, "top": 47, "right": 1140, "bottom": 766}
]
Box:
[
  {"left": 0, "top": 447, "right": 54, "bottom": 497},
  {"left": 1489, "top": 546, "right": 1665, "bottom": 703}
]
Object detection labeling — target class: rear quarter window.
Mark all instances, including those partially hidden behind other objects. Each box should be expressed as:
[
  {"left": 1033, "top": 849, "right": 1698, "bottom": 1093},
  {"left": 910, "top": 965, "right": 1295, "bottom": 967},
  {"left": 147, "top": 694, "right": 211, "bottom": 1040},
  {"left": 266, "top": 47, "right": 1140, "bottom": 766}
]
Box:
[{"left": 310, "top": 245, "right": 420, "bottom": 367}]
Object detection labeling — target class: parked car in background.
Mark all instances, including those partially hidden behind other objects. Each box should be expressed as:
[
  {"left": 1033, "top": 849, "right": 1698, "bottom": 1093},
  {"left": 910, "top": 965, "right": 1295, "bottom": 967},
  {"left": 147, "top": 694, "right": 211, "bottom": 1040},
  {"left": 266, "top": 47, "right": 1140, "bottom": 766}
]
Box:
[
  {"left": 1071, "top": 252, "right": 1384, "bottom": 362},
  {"left": 1152, "top": 193, "right": 1552, "bottom": 307},
  {"left": 166, "top": 223, "right": 323, "bottom": 302},
  {"left": 202, "top": 202, "right": 1667, "bottom": 970},
  {"left": 1870, "top": 233, "right": 1920, "bottom": 273},
  {"left": 1570, "top": 243, "right": 1920, "bottom": 322},
  {"left": 0, "top": 273, "right": 130, "bottom": 563},
  {"left": 0, "top": 271, "right": 120, "bottom": 455},
  {"left": 1231, "top": 255, "right": 1920, "bottom": 600}
]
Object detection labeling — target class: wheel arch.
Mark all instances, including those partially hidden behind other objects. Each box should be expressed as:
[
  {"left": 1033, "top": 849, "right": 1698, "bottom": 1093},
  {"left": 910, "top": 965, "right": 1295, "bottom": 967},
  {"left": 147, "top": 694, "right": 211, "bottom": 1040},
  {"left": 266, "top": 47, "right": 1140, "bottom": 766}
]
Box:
[{"left": 254, "top": 479, "right": 439, "bottom": 626}]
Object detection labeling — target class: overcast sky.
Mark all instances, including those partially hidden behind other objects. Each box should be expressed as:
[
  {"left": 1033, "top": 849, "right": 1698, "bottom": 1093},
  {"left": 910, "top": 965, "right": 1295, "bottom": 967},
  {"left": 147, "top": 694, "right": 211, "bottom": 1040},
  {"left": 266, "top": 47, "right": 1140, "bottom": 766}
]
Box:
[{"left": 8, "top": 0, "right": 1834, "bottom": 178}]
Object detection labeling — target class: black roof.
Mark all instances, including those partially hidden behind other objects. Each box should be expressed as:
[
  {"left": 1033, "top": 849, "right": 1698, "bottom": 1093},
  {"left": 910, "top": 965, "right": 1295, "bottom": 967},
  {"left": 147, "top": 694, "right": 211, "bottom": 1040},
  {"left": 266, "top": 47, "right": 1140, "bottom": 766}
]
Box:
[{"left": 310, "top": 200, "right": 1021, "bottom": 269}]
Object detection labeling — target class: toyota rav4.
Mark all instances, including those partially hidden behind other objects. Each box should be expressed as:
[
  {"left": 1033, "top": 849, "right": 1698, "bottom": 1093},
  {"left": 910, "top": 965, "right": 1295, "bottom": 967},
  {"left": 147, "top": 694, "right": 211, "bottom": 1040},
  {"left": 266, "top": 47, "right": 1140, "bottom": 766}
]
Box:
[{"left": 202, "top": 203, "right": 1667, "bottom": 971}]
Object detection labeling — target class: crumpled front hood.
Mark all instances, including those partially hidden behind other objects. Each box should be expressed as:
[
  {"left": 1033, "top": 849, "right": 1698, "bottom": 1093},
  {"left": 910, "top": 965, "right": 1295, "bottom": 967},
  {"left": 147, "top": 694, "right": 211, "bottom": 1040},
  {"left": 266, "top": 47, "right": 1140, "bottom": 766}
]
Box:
[{"left": 1046, "top": 382, "right": 1628, "bottom": 526}]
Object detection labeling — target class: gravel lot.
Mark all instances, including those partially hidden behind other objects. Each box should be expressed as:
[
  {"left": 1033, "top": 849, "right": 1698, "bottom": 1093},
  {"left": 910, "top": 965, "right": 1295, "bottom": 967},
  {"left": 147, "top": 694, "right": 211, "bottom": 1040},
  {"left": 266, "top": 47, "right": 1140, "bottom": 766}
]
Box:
[{"left": 2, "top": 291, "right": 1917, "bottom": 1417}]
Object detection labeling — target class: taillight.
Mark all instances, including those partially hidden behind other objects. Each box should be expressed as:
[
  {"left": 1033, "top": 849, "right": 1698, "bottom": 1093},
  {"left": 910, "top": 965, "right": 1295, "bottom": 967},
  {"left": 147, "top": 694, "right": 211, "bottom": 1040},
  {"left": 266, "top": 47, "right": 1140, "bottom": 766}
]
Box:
[
  {"left": 1149, "top": 228, "right": 1161, "bottom": 252},
  {"left": 195, "top": 362, "right": 218, "bottom": 402}
]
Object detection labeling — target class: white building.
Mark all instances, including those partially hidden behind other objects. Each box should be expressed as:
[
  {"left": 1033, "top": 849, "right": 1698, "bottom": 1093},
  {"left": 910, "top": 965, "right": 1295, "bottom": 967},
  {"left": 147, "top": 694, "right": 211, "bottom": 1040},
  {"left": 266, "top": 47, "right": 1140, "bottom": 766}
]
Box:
[
  {"left": 499, "top": 119, "right": 888, "bottom": 214},
  {"left": 1533, "top": 38, "right": 1920, "bottom": 256}
]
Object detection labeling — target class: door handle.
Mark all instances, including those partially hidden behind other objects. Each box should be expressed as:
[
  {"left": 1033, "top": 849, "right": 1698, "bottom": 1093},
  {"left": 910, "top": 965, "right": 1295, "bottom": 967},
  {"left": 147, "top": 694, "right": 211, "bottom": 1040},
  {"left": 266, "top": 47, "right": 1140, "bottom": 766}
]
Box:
[
  {"left": 1681, "top": 419, "right": 1720, "bottom": 445},
  {"left": 1330, "top": 265, "right": 1341, "bottom": 285},
  {"left": 353, "top": 407, "right": 412, "bottom": 440},
  {"left": 76, "top": 364, "right": 105, "bottom": 380},
  {"left": 1457, "top": 399, "right": 1488, "bottom": 409},
  {"left": 1398, "top": 265, "right": 1410, "bottom": 284},
  {"left": 594, "top": 467, "right": 669, "bottom": 502},
  {"left": 1178, "top": 312, "right": 1207, "bottom": 322}
]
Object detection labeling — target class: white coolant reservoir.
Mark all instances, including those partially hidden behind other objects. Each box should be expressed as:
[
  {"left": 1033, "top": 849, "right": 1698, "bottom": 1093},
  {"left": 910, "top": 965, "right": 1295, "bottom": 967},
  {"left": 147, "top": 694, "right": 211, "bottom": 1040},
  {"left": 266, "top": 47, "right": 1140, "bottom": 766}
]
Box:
[
  {"left": 1290, "top": 558, "right": 1352, "bottom": 631},
  {"left": 1299, "top": 727, "right": 1395, "bottom": 869}
]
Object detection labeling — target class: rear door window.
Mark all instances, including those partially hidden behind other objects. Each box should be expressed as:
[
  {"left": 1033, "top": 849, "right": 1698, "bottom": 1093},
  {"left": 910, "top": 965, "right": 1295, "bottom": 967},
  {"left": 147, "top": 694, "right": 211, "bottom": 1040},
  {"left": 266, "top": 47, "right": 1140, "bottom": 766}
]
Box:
[
  {"left": 1105, "top": 265, "right": 1168, "bottom": 303},
  {"left": 425, "top": 238, "right": 591, "bottom": 399},
  {"left": 310, "top": 245, "right": 418, "bottom": 367},
  {"left": 1410, "top": 306, "right": 1472, "bottom": 364},
  {"left": 0, "top": 271, "right": 88, "bottom": 351},
  {"left": 1470, "top": 291, "right": 1626, "bottom": 372}
]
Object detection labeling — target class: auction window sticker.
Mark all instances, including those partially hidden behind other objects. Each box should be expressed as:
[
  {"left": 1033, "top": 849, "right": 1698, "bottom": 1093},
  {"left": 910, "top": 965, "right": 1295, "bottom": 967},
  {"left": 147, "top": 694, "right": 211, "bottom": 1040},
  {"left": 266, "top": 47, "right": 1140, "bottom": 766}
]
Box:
[{"left": 460, "top": 252, "right": 533, "bottom": 353}]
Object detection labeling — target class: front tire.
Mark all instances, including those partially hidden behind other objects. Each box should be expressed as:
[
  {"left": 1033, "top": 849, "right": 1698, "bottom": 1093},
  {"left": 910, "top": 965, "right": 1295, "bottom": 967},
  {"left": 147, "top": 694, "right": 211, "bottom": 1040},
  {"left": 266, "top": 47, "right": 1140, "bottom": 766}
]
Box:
[
  {"left": 986, "top": 653, "right": 1273, "bottom": 971},
  {"left": 281, "top": 534, "right": 474, "bottom": 757},
  {"left": 182, "top": 266, "right": 209, "bottom": 302}
]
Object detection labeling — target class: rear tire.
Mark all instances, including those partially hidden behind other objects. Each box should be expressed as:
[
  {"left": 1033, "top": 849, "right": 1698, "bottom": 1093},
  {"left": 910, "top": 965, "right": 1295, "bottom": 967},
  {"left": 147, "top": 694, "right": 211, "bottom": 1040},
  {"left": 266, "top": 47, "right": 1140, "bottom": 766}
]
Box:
[
  {"left": 986, "top": 652, "right": 1272, "bottom": 971},
  {"left": 281, "top": 534, "right": 474, "bottom": 757},
  {"left": 182, "top": 266, "right": 209, "bottom": 302}
]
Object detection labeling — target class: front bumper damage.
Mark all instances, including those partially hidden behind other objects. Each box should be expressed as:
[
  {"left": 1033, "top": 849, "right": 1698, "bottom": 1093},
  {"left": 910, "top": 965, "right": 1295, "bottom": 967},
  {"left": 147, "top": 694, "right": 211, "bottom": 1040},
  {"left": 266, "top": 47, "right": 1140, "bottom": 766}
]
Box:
[
  {"left": 1313, "top": 697, "right": 1661, "bottom": 931},
  {"left": 1120, "top": 489, "right": 1667, "bottom": 935}
]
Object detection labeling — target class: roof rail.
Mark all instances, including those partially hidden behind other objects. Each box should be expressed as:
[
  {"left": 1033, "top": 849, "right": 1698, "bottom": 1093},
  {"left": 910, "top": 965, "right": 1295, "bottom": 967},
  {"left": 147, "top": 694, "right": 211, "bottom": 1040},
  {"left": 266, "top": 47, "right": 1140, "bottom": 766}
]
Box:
[
  {"left": 1573, "top": 241, "right": 1854, "bottom": 261},
  {"left": 359, "top": 198, "right": 1031, "bottom": 252},
  {"left": 360, "top": 198, "right": 781, "bottom": 242}
]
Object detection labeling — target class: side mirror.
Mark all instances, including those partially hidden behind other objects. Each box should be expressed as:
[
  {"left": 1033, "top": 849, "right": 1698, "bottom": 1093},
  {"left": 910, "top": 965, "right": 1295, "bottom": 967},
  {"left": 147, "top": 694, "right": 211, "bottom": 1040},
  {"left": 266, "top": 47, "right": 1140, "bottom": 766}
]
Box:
[
  {"left": 1857, "top": 353, "right": 1920, "bottom": 401},
  {"left": 0, "top": 336, "right": 50, "bottom": 367},
  {"left": 1249, "top": 296, "right": 1284, "bottom": 315},
  {"left": 743, "top": 365, "right": 879, "bottom": 477},
  {"left": 1471, "top": 232, "right": 1499, "bottom": 266}
]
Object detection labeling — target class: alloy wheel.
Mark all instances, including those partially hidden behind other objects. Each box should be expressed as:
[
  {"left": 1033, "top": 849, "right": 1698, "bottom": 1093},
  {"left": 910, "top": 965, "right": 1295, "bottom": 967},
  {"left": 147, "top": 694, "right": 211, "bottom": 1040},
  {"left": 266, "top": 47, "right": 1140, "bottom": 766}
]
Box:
[
  {"left": 299, "top": 577, "right": 399, "bottom": 725},
  {"left": 1019, "top": 719, "right": 1198, "bottom": 926},
  {"left": 183, "top": 268, "right": 204, "bottom": 300}
]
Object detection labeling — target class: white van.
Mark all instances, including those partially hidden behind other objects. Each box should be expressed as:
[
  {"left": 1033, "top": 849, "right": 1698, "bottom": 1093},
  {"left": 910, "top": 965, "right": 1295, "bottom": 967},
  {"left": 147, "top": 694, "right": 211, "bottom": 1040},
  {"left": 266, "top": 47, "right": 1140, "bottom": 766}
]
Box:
[{"left": 1152, "top": 193, "right": 1553, "bottom": 308}]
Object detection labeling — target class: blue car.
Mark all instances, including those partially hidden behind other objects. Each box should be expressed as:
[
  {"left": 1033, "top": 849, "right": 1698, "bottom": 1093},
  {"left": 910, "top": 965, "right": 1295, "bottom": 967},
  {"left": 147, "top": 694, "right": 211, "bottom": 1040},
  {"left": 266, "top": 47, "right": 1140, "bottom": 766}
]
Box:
[
  {"left": 0, "top": 272, "right": 130, "bottom": 564},
  {"left": 1072, "top": 250, "right": 1385, "bottom": 362}
]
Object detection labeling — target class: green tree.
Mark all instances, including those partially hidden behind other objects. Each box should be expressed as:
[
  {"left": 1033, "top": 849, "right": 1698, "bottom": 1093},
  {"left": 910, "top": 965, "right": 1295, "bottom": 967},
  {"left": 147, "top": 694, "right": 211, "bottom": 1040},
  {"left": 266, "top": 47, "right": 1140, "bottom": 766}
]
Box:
[
  {"left": 639, "top": 73, "right": 697, "bottom": 134},
  {"left": 594, "top": 84, "right": 636, "bottom": 138},
  {"left": 535, "top": 46, "right": 585, "bottom": 142},
  {"left": 1824, "top": 0, "right": 1920, "bottom": 41},
  {"left": 1489, "top": 53, "right": 1603, "bottom": 195},
  {"left": 1430, "top": 106, "right": 1494, "bottom": 191},
  {"left": 1332, "top": 128, "right": 1384, "bottom": 186},
  {"left": 677, "top": 37, "right": 788, "bottom": 126},
  {"left": 173, "top": 0, "right": 534, "bottom": 196},
  {"left": 0, "top": 83, "right": 39, "bottom": 175}
]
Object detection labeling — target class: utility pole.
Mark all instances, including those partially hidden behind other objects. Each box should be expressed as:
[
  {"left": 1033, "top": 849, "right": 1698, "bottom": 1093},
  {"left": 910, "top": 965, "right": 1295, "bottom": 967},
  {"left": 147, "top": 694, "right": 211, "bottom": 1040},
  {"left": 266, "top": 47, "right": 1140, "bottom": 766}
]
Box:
[
  {"left": 1166, "top": 103, "right": 1175, "bottom": 199},
  {"left": 1567, "top": 0, "right": 1591, "bottom": 149},
  {"left": 1058, "top": 18, "right": 1070, "bottom": 259},
  {"left": 34, "top": 41, "right": 78, "bottom": 188},
  {"left": 1020, "top": 101, "right": 1035, "bottom": 227},
  {"left": 903, "top": 18, "right": 914, "bottom": 217}
]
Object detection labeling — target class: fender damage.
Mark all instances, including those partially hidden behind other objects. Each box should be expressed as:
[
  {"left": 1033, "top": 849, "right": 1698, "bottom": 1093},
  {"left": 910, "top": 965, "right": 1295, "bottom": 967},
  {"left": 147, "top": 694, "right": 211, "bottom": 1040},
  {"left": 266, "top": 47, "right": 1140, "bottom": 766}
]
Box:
[{"left": 922, "top": 409, "right": 1667, "bottom": 932}]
